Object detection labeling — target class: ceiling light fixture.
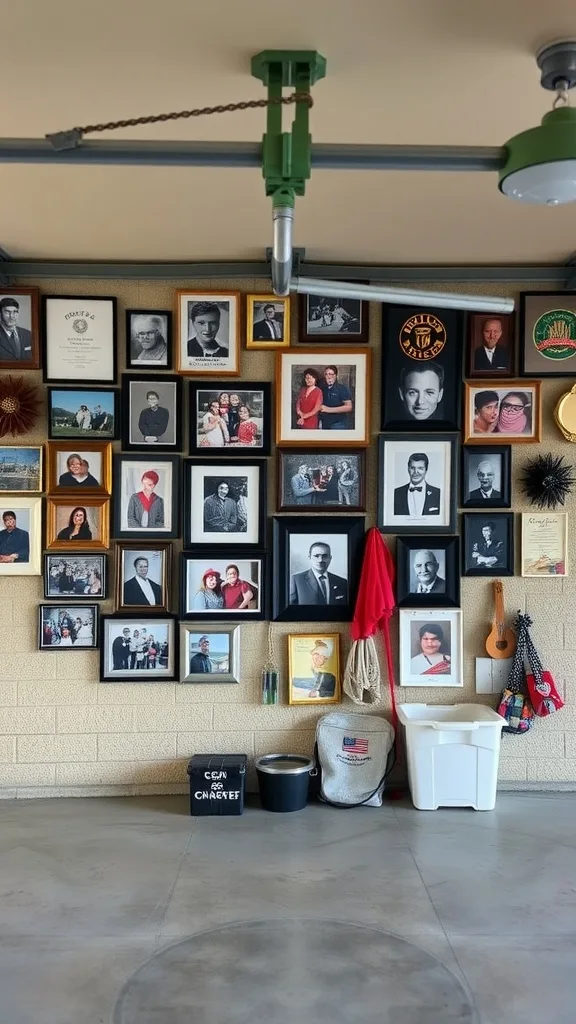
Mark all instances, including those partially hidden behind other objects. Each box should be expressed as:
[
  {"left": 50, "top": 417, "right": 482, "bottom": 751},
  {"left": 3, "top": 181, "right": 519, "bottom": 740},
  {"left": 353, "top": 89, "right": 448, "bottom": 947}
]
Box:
[{"left": 500, "top": 40, "right": 576, "bottom": 204}]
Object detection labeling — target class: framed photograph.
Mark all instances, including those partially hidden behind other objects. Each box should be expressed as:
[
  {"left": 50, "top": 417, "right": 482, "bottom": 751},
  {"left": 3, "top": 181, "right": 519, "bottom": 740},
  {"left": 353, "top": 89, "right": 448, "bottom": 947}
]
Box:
[
  {"left": 521, "top": 512, "right": 568, "bottom": 577},
  {"left": 0, "top": 497, "right": 42, "bottom": 574},
  {"left": 121, "top": 375, "right": 182, "bottom": 452},
  {"left": 377, "top": 434, "right": 457, "bottom": 534},
  {"left": 175, "top": 290, "right": 240, "bottom": 376},
  {"left": 47, "top": 387, "right": 118, "bottom": 440},
  {"left": 180, "top": 553, "right": 266, "bottom": 621},
  {"left": 288, "top": 633, "right": 342, "bottom": 705},
  {"left": 464, "top": 381, "right": 541, "bottom": 443},
  {"left": 112, "top": 455, "right": 179, "bottom": 540},
  {"left": 461, "top": 445, "right": 511, "bottom": 509},
  {"left": 0, "top": 446, "right": 42, "bottom": 493},
  {"left": 276, "top": 349, "right": 371, "bottom": 447},
  {"left": 272, "top": 515, "right": 365, "bottom": 622},
  {"left": 399, "top": 609, "right": 463, "bottom": 687},
  {"left": 116, "top": 542, "right": 171, "bottom": 612},
  {"left": 277, "top": 449, "right": 366, "bottom": 511},
  {"left": 467, "top": 312, "right": 515, "bottom": 378},
  {"left": 396, "top": 536, "right": 460, "bottom": 608},
  {"left": 39, "top": 604, "right": 98, "bottom": 650},
  {"left": 100, "top": 614, "right": 177, "bottom": 682},
  {"left": 46, "top": 497, "right": 110, "bottom": 552},
  {"left": 298, "top": 292, "right": 369, "bottom": 344},
  {"left": 381, "top": 304, "right": 463, "bottom": 431},
  {"left": 180, "top": 624, "right": 240, "bottom": 684},
  {"left": 246, "top": 295, "right": 290, "bottom": 349},
  {"left": 126, "top": 309, "right": 171, "bottom": 369},
  {"left": 44, "top": 553, "right": 107, "bottom": 599},
  {"left": 42, "top": 296, "right": 117, "bottom": 384},
  {"left": 46, "top": 441, "right": 112, "bottom": 496},
  {"left": 0, "top": 287, "right": 40, "bottom": 368},
  {"left": 184, "top": 459, "right": 266, "bottom": 551},
  {"left": 462, "top": 512, "right": 514, "bottom": 577},
  {"left": 520, "top": 291, "right": 576, "bottom": 377},
  {"left": 189, "top": 381, "right": 271, "bottom": 455}
]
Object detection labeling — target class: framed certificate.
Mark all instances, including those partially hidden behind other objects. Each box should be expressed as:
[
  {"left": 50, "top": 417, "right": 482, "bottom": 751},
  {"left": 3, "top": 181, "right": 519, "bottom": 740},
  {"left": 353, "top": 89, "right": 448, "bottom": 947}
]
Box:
[
  {"left": 521, "top": 512, "right": 568, "bottom": 577},
  {"left": 42, "top": 296, "right": 117, "bottom": 384}
]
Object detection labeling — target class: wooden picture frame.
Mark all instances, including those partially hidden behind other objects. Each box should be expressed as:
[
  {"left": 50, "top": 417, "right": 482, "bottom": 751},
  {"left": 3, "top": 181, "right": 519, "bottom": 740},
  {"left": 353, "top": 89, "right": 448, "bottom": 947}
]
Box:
[
  {"left": 0, "top": 445, "right": 43, "bottom": 493},
  {"left": 275, "top": 348, "right": 371, "bottom": 447},
  {"left": 179, "top": 623, "right": 241, "bottom": 684},
  {"left": 183, "top": 458, "right": 266, "bottom": 552},
  {"left": 277, "top": 449, "right": 366, "bottom": 512},
  {"left": 180, "top": 552, "right": 267, "bottom": 621},
  {"left": 463, "top": 381, "right": 542, "bottom": 443},
  {"left": 298, "top": 292, "right": 369, "bottom": 344},
  {"left": 47, "top": 387, "right": 118, "bottom": 441},
  {"left": 112, "top": 454, "right": 180, "bottom": 541},
  {"left": 520, "top": 291, "right": 576, "bottom": 377},
  {"left": 396, "top": 536, "right": 460, "bottom": 609},
  {"left": 461, "top": 445, "right": 511, "bottom": 509},
  {"left": 100, "top": 614, "right": 178, "bottom": 682},
  {"left": 115, "top": 541, "right": 172, "bottom": 612},
  {"left": 246, "top": 294, "right": 291, "bottom": 349},
  {"left": 46, "top": 441, "right": 112, "bottom": 496},
  {"left": 121, "top": 375, "right": 183, "bottom": 452},
  {"left": 0, "top": 286, "right": 40, "bottom": 369},
  {"left": 462, "top": 512, "right": 515, "bottom": 577},
  {"left": 46, "top": 496, "right": 110, "bottom": 552},
  {"left": 377, "top": 433, "right": 458, "bottom": 535},
  {"left": 39, "top": 603, "right": 99, "bottom": 650},
  {"left": 521, "top": 512, "right": 568, "bottom": 578},
  {"left": 175, "top": 289, "right": 240, "bottom": 376},
  {"left": 125, "top": 309, "right": 172, "bottom": 369},
  {"left": 188, "top": 380, "right": 271, "bottom": 456},
  {"left": 0, "top": 496, "right": 42, "bottom": 574},
  {"left": 43, "top": 553, "right": 107, "bottom": 600},
  {"left": 399, "top": 608, "right": 463, "bottom": 687},
  {"left": 288, "top": 632, "right": 342, "bottom": 705},
  {"left": 42, "top": 295, "right": 117, "bottom": 384},
  {"left": 467, "top": 312, "right": 515, "bottom": 378}
]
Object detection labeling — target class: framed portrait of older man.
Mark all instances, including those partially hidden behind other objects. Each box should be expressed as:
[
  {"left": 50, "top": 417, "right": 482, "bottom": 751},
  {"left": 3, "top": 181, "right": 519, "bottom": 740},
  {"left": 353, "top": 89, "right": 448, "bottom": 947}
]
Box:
[
  {"left": 396, "top": 536, "right": 460, "bottom": 608},
  {"left": 115, "top": 542, "right": 171, "bottom": 613},
  {"left": 184, "top": 458, "right": 266, "bottom": 551},
  {"left": 175, "top": 290, "right": 240, "bottom": 376},
  {"left": 126, "top": 309, "right": 172, "bottom": 369},
  {"left": 467, "top": 312, "right": 515, "bottom": 378},
  {"left": 0, "top": 287, "right": 40, "bottom": 369},
  {"left": 380, "top": 304, "right": 463, "bottom": 432},
  {"left": 461, "top": 445, "right": 511, "bottom": 509}
]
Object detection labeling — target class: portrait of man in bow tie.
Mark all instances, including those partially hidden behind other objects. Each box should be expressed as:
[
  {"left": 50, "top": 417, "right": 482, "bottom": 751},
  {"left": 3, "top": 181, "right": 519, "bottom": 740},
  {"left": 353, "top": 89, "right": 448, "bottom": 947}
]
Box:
[{"left": 394, "top": 452, "right": 441, "bottom": 517}]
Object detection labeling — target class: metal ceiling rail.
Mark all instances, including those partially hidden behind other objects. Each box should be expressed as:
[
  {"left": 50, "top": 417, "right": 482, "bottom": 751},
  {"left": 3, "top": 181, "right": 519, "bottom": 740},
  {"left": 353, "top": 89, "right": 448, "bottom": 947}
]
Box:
[{"left": 0, "top": 138, "right": 505, "bottom": 171}]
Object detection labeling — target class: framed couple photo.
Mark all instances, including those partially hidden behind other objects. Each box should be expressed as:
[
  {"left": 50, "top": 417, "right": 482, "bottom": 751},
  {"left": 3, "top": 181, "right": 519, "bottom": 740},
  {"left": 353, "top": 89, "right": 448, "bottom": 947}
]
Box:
[
  {"left": 180, "top": 553, "right": 266, "bottom": 621},
  {"left": 464, "top": 381, "right": 541, "bottom": 443},
  {"left": 46, "top": 441, "right": 112, "bottom": 496},
  {"left": 275, "top": 349, "right": 371, "bottom": 447},
  {"left": 189, "top": 381, "right": 271, "bottom": 455},
  {"left": 184, "top": 459, "right": 266, "bottom": 551},
  {"left": 175, "top": 290, "right": 240, "bottom": 376},
  {"left": 377, "top": 434, "right": 458, "bottom": 534}
]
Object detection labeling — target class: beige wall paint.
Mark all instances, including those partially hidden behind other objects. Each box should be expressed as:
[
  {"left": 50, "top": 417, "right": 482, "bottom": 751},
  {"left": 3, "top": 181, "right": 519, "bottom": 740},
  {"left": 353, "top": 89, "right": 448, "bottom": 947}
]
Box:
[{"left": 0, "top": 276, "right": 575, "bottom": 799}]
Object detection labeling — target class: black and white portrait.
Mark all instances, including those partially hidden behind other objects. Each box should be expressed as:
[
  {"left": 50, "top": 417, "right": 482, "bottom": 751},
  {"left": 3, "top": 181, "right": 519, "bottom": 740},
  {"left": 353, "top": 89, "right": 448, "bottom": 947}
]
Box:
[
  {"left": 114, "top": 456, "right": 178, "bottom": 539},
  {"left": 300, "top": 294, "right": 367, "bottom": 342},
  {"left": 176, "top": 291, "right": 239, "bottom": 375},
  {"left": 186, "top": 460, "right": 265, "bottom": 548},
  {"left": 192, "top": 385, "right": 267, "bottom": 452},
  {"left": 279, "top": 451, "right": 364, "bottom": 510},
  {"left": 399, "top": 609, "right": 463, "bottom": 687},
  {"left": 288, "top": 534, "right": 349, "bottom": 607},
  {"left": 252, "top": 301, "right": 284, "bottom": 342},
  {"left": 126, "top": 310, "right": 171, "bottom": 368},
  {"left": 462, "top": 445, "right": 511, "bottom": 509},
  {"left": 463, "top": 513, "right": 514, "bottom": 577},
  {"left": 203, "top": 477, "right": 248, "bottom": 534},
  {"left": 410, "top": 548, "right": 446, "bottom": 595},
  {"left": 378, "top": 435, "right": 456, "bottom": 534},
  {"left": 39, "top": 604, "right": 98, "bottom": 649},
  {"left": 101, "top": 616, "right": 176, "bottom": 680},
  {"left": 119, "top": 546, "right": 168, "bottom": 609},
  {"left": 0, "top": 289, "right": 38, "bottom": 366},
  {"left": 44, "top": 554, "right": 106, "bottom": 599},
  {"left": 125, "top": 379, "right": 179, "bottom": 448},
  {"left": 396, "top": 536, "right": 460, "bottom": 608},
  {"left": 397, "top": 363, "right": 445, "bottom": 423}
]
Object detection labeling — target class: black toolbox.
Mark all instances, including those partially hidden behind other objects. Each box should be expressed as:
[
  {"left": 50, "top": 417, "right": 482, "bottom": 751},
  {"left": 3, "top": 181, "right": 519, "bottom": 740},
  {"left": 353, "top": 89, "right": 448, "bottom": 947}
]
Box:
[{"left": 187, "top": 753, "right": 248, "bottom": 816}]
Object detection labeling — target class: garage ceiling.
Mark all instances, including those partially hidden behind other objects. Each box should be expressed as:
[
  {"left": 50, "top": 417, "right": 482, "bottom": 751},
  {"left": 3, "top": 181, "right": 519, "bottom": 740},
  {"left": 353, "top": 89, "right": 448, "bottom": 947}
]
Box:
[{"left": 2, "top": 0, "right": 576, "bottom": 264}]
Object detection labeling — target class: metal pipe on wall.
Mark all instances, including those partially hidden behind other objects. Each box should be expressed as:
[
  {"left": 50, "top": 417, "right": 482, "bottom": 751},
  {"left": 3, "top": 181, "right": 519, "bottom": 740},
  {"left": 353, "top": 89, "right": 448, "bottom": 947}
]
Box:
[
  {"left": 291, "top": 276, "right": 515, "bottom": 313},
  {"left": 271, "top": 207, "right": 294, "bottom": 296}
]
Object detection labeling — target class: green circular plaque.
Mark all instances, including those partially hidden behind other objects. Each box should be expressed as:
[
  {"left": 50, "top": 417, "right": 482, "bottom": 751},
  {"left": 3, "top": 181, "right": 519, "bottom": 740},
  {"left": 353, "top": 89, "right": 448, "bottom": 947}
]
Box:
[{"left": 533, "top": 308, "right": 576, "bottom": 360}]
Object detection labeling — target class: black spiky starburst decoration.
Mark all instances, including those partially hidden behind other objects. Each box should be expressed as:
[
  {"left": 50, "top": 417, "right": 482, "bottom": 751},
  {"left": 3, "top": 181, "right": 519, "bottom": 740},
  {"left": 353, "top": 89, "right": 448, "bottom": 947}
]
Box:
[{"left": 521, "top": 453, "right": 576, "bottom": 510}]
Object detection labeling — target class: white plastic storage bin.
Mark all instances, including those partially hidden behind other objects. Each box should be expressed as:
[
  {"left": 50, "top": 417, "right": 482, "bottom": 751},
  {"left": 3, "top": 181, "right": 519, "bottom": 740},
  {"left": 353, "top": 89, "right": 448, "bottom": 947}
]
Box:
[{"left": 397, "top": 703, "right": 505, "bottom": 811}]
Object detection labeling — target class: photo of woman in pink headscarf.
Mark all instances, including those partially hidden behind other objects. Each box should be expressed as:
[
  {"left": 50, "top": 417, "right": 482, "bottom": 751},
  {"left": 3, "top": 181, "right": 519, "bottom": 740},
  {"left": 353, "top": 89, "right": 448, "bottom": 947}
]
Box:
[
  {"left": 127, "top": 470, "right": 164, "bottom": 528},
  {"left": 496, "top": 391, "right": 531, "bottom": 435}
]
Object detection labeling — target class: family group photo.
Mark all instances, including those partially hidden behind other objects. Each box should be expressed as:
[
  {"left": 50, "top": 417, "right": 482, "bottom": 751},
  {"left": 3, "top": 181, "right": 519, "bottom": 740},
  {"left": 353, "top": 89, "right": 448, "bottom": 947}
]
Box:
[
  {"left": 40, "top": 604, "right": 97, "bottom": 648},
  {"left": 48, "top": 388, "right": 116, "bottom": 439},
  {"left": 279, "top": 452, "right": 363, "bottom": 510},
  {"left": 194, "top": 386, "right": 266, "bottom": 450}
]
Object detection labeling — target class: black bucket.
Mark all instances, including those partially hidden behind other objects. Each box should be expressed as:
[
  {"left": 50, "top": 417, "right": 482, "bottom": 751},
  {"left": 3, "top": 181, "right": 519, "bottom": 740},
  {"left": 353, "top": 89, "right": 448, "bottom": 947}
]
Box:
[{"left": 255, "top": 754, "right": 315, "bottom": 812}]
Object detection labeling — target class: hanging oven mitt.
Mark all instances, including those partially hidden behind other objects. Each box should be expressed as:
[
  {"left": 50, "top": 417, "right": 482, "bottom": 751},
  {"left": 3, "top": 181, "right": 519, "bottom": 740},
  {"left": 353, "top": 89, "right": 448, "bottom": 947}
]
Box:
[
  {"left": 523, "top": 621, "right": 564, "bottom": 717},
  {"left": 497, "top": 612, "right": 535, "bottom": 734}
]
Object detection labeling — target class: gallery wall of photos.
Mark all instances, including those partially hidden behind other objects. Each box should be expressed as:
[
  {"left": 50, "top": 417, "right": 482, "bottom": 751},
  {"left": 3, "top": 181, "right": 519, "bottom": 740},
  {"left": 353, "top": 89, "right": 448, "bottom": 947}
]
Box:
[{"left": 1, "top": 275, "right": 576, "bottom": 789}]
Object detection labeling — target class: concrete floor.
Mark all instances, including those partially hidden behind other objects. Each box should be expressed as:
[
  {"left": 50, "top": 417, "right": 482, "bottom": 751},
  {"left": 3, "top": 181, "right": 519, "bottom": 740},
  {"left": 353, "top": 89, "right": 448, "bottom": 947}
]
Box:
[{"left": 1, "top": 793, "right": 575, "bottom": 1023}]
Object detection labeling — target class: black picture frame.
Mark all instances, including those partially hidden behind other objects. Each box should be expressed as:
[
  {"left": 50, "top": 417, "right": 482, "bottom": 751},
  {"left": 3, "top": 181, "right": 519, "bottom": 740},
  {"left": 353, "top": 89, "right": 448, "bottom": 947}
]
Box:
[
  {"left": 180, "top": 551, "right": 267, "bottom": 621},
  {"left": 380, "top": 303, "right": 463, "bottom": 431},
  {"left": 377, "top": 433, "right": 458, "bottom": 535},
  {"left": 183, "top": 458, "right": 267, "bottom": 552},
  {"left": 298, "top": 291, "right": 369, "bottom": 344},
  {"left": 47, "top": 386, "right": 119, "bottom": 440},
  {"left": 43, "top": 553, "right": 108, "bottom": 600},
  {"left": 462, "top": 512, "right": 515, "bottom": 577},
  {"left": 42, "top": 295, "right": 118, "bottom": 385},
  {"left": 99, "top": 613, "right": 179, "bottom": 682},
  {"left": 188, "top": 380, "right": 272, "bottom": 456},
  {"left": 461, "top": 445, "right": 511, "bottom": 509},
  {"left": 396, "top": 536, "right": 460, "bottom": 608},
  {"left": 121, "top": 375, "right": 183, "bottom": 452},
  {"left": 466, "top": 312, "right": 515, "bottom": 378},
  {"left": 125, "top": 309, "right": 172, "bottom": 370},
  {"left": 38, "top": 603, "right": 99, "bottom": 649},
  {"left": 272, "top": 514, "right": 365, "bottom": 622},
  {"left": 519, "top": 290, "right": 576, "bottom": 378},
  {"left": 277, "top": 449, "right": 367, "bottom": 512},
  {"left": 112, "top": 454, "right": 180, "bottom": 540}
]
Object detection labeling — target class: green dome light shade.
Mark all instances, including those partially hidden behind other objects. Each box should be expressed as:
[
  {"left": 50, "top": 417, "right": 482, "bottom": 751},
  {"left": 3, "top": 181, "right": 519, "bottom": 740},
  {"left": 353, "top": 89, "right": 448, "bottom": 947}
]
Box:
[{"left": 499, "top": 106, "right": 576, "bottom": 204}]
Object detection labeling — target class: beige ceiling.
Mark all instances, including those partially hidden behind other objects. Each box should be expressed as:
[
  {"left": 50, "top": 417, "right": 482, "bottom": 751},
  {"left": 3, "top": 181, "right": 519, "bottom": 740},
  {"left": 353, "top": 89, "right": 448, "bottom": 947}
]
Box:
[{"left": 2, "top": 0, "right": 576, "bottom": 265}]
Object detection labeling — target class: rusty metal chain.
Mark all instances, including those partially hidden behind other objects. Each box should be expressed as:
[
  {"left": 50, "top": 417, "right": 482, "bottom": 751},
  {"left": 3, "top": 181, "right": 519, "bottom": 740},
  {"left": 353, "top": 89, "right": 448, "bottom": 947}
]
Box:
[{"left": 74, "top": 92, "right": 313, "bottom": 136}]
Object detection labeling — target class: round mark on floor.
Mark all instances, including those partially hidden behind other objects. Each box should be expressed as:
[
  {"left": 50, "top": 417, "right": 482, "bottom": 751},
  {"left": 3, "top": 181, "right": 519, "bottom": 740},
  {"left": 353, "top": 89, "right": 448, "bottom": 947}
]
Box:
[{"left": 113, "top": 919, "right": 476, "bottom": 1023}]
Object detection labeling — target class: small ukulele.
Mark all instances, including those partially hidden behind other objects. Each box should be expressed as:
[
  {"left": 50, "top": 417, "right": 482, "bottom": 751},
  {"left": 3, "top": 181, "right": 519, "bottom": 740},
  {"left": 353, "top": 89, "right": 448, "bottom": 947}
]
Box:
[{"left": 485, "top": 580, "right": 517, "bottom": 659}]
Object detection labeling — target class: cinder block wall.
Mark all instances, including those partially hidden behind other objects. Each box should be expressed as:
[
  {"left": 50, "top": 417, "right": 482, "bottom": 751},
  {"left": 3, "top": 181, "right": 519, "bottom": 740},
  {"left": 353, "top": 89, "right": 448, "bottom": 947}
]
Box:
[{"left": 0, "top": 276, "right": 574, "bottom": 798}]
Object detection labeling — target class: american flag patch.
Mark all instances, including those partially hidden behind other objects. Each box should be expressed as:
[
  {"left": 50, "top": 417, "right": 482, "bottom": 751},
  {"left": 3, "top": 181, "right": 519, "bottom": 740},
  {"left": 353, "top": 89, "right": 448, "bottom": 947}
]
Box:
[{"left": 342, "top": 736, "right": 368, "bottom": 754}]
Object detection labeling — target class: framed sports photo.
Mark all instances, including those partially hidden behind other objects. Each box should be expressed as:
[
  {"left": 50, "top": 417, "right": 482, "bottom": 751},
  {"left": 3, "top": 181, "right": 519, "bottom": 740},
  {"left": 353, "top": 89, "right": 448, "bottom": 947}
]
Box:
[
  {"left": 520, "top": 291, "right": 576, "bottom": 377},
  {"left": 39, "top": 603, "right": 99, "bottom": 650},
  {"left": 46, "top": 496, "right": 110, "bottom": 552},
  {"left": 125, "top": 309, "right": 172, "bottom": 369},
  {"left": 179, "top": 623, "right": 240, "bottom": 684},
  {"left": 399, "top": 609, "right": 463, "bottom": 687},
  {"left": 246, "top": 295, "right": 290, "bottom": 349},
  {"left": 42, "top": 296, "right": 117, "bottom": 384},
  {"left": 462, "top": 512, "right": 514, "bottom": 577},
  {"left": 377, "top": 434, "right": 457, "bottom": 534},
  {"left": 276, "top": 349, "right": 371, "bottom": 447},
  {"left": 47, "top": 387, "right": 118, "bottom": 440},
  {"left": 0, "top": 446, "right": 42, "bottom": 493},
  {"left": 0, "top": 496, "right": 42, "bottom": 574},
  {"left": 298, "top": 292, "right": 369, "bottom": 344},
  {"left": 189, "top": 381, "right": 271, "bottom": 455},
  {"left": 277, "top": 449, "right": 366, "bottom": 511},
  {"left": 467, "top": 312, "right": 515, "bottom": 378},
  {"left": 521, "top": 512, "right": 568, "bottom": 578},
  {"left": 121, "top": 375, "right": 183, "bottom": 452},
  {"left": 100, "top": 614, "right": 178, "bottom": 682},
  {"left": 464, "top": 381, "right": 541, "bottom": 443},
  {"left": 0, "top": 287, "right": 40, "bottom": 369},
  {"left": 381, "top": 304, "right": 463, "bottom": 431},
  {"left": 272, "top": 515, "right": 365, "bottom": 622},
  {"left": 175, "top": 290, "right": 240, "bottom": 376},
  {"left": 180, "top": 553, "right": 266, "bottom": 621},
  {"left": 396, "top": 536, "right": 460, "bottom": 609},
  {"left": 112, "top": 455, "right": 179, "bottom": 540},
  {"left": 46, "top": 441, "right": 112, "bottom": 496},
  {"left": 461, "top": 445, "right": 511, "bottom": 509},
  {"left": 288, "top": 633, "right": 342, "bottom": 705},
  {"left": 44, "top": 553, "right": 107, "bottom": 599},
  {"left": 184, "top": 458, "right": 266, "bottom": 551},
  {"left": 115, "top": 542, "right": 171, "bottom": 612}
]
